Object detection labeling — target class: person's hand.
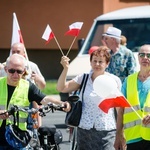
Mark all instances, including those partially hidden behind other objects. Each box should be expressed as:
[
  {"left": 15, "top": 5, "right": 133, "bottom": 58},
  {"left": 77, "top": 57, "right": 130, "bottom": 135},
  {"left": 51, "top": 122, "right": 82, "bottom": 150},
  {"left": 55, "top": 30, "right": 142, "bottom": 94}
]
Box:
[
  {"left": 62, "top": 101, "right": 71, "bottom": 112},
  {"left": 0, "top": 110, "right": 9, "bottom": 120},
  {"left": 31, "top": 71, "right": 39, "bottom": 82},
  {"left": 114, "top": 134, "right": 127, "bottom": 150},
  {"left": 60, "top": 56, "right": 70, "bottom": 69},
  {"left": 142, "top": 114, "right": 150, "bottom": 125},
  {"left": 30, "top": 72, "right": 45, "bottom": 89}
]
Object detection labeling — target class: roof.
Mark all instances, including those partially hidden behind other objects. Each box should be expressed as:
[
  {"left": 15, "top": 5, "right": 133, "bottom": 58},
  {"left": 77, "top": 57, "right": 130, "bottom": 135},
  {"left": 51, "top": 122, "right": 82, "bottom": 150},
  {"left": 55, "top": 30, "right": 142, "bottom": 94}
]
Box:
[{"left": 96, "top": 5, "right": 150, "bottom": 21}]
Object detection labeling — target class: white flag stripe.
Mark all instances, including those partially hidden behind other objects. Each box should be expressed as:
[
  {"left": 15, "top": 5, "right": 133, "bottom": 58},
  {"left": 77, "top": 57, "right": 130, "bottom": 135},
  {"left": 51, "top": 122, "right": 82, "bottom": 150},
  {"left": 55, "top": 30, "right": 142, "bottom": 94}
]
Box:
[
  {"left": 11, "top": 13, "right": 21, "bottom": 46},
  {"left": 42, "top": 24, "right": 52, "bottom": 41},
  {"left": 69, "top": 22, "right": 83, "bottom": 30}
]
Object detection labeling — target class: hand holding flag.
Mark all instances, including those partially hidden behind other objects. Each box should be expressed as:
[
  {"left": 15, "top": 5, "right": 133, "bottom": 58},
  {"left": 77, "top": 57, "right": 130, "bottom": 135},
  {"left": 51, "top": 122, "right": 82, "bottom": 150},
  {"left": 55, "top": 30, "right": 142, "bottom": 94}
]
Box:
[
  {"left": 65, "top": 22, "right": 83, "bottom": 56},
  {"left": 42, "top": 24, "right": 64, "bottom": 56}
]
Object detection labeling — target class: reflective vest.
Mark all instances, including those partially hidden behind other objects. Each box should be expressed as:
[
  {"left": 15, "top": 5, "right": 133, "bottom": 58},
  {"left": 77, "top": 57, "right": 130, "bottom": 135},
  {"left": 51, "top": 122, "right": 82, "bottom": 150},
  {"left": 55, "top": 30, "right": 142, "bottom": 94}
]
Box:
[
  {"left": 124, "top": 72, "right": 150, "bottom": 142},
  {"left": 0, "top": 77, "right": 29, "bottom": 130}
]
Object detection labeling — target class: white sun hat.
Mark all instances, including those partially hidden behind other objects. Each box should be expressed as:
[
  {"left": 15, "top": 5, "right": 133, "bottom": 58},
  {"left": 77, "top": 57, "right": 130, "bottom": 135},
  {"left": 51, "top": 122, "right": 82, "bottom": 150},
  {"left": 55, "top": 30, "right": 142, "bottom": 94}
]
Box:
[{"left": 103, "top": 27, "right": 121, "bottom": 39}]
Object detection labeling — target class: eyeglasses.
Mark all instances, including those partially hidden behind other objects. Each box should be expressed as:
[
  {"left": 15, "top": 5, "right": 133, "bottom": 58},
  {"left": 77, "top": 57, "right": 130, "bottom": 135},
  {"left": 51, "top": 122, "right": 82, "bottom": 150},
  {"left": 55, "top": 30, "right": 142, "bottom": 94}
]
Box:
[
  {"left": 8, "top": 69, "right": 24, "bottom": 74},
  {"left": 138, "top": 53, "right": 150, "bottom": 59}
]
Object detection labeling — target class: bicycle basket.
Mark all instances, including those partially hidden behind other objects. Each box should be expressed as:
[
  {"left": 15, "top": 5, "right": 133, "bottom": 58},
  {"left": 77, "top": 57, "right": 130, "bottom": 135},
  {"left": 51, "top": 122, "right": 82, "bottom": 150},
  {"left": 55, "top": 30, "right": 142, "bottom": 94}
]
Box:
[{"left": 5, "top": 124, "right": 32, "bottom": 149}]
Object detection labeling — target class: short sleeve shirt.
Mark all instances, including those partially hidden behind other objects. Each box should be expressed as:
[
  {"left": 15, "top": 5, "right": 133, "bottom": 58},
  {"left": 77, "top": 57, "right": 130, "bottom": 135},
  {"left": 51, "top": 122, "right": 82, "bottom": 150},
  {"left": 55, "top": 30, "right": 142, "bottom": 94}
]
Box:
[{"left": 106, "top": 45, "right": 136, "bottom": 82}]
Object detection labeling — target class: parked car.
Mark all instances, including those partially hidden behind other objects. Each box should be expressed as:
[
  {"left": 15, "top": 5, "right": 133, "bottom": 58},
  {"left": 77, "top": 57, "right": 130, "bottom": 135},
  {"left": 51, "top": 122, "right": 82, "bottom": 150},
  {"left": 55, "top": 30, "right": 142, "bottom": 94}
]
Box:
[{"left": 60, "top": 5, "right": 150, "bottom": 100}]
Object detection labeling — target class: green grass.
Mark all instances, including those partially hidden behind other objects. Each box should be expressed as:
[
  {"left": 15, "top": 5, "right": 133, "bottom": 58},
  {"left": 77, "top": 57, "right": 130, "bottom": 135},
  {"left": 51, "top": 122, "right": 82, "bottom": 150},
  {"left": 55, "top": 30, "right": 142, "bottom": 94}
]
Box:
[{"left": 41, "top": 80, "right": 59, "bottom": 95}]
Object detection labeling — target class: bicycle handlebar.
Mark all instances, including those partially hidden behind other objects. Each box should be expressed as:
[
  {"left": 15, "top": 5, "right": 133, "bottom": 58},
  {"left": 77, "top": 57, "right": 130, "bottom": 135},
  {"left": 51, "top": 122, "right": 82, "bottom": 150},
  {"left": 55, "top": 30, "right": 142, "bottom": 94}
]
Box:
[{"left": 0, "top": 103, "right": 66, "bottom": 117}]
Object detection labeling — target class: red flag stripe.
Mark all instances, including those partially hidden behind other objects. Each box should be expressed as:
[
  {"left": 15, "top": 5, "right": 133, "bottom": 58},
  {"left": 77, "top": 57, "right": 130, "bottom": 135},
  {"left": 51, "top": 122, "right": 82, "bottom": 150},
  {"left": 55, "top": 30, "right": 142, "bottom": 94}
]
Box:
[
  {"left": 98, "top": 96, "right": 130, "bottom": 113},
  {"left": 65, "top": 29, "right": 80, "bottom": 36},
  {"left": 18, "top": 30, "right": 24, "bottom": 44},
  {"left": 45, "top": 32, "right": 55, "bottom": 45}
]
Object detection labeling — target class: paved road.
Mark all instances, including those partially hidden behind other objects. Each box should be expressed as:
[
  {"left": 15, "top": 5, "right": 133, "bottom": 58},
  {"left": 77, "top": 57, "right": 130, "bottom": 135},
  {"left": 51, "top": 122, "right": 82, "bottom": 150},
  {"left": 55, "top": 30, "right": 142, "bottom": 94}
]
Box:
[{"left": 41, "top": 95, "right": 71, "bottom": 150}]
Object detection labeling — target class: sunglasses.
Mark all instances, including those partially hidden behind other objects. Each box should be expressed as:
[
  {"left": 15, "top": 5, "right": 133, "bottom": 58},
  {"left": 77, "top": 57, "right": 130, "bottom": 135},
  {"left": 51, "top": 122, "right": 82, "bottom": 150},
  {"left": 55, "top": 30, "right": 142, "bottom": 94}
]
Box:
[
  {"left": 8, "top": 69, "right": 24, "bottom": 74},
  {"left": 138, "top": 53, "right": 150, "bottom": 59}
]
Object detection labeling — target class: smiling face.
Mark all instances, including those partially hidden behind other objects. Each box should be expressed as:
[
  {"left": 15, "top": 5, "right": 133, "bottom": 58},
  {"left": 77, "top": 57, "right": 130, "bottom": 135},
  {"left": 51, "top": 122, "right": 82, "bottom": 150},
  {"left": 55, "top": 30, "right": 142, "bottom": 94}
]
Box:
[{"left": 138, "top": 45, "right": 150, "bottom": 69}]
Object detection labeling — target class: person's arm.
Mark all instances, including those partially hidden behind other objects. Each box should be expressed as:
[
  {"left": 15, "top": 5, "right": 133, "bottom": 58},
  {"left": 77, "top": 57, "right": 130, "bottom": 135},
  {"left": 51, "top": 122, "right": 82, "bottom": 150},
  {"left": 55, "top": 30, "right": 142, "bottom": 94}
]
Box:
[
  {"left": 29, "top": 82, "right": 71, "bottom": 112},
  {"left": 56, "top": 56, "right": 80, "bottom": 93},
  {"left": 114, "top": 108, "right": 126, "bottom": 150},
  {"left": 40, "top": 96, "right": 71, "bottom": 112},
  {"left": 29, "top": 61, "right": 46, "bottom": 89},
  {"left": 31, "top": 72, "right": 46, "bottom": 89}
]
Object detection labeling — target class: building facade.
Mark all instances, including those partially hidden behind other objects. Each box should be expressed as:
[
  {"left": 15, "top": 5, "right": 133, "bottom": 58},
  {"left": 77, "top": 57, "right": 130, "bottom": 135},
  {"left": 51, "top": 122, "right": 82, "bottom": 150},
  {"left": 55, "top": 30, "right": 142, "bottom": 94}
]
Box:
[{"left": 0, "top": 0, "right": 149, "bottom": 79}]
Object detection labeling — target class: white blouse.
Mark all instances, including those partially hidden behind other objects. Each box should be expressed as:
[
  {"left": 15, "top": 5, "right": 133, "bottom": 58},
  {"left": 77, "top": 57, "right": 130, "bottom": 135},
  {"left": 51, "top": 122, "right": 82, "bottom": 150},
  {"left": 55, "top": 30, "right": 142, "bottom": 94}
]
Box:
[{"left": 73, "top": 71, "right": 122, "bottom": 131}]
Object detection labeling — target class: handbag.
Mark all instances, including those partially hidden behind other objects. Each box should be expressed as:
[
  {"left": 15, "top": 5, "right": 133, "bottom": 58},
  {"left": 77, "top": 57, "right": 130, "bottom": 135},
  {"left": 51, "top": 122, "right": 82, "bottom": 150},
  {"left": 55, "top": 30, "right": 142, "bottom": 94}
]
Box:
[{"left": 65, "top": 73, "right": 89, "bottom": 127}]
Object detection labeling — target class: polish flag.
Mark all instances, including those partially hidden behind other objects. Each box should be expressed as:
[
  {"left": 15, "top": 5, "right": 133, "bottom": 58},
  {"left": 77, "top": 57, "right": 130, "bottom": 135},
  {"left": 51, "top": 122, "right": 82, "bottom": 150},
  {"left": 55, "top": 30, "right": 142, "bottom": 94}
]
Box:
[
  {"left": 65, "top": 22, "right": 83, "bottom": 36},
  {"left": 99, "top": 89, "right": 131, "bottom": 113},
  {"left": 42, "top": 24, "right": 55, "bottom": 44},
  {"left": 11, "top": 13, "right": 31, "bottom": 73},
  {"left": 11, "top": 12, "right": 24, "bottom": 45}
]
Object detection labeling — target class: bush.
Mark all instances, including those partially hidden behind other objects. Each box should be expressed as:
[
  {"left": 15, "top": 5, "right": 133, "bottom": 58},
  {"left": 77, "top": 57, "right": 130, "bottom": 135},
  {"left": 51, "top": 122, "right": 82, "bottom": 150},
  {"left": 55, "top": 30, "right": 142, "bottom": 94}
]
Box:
[{"left": 41, "top": 80, "right": 59, "bottom": 95}]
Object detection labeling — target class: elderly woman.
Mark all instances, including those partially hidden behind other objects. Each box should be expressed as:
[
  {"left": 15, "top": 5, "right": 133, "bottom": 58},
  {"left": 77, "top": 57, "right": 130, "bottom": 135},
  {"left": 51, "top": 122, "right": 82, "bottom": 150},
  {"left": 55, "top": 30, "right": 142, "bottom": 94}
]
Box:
[{"left": 57, "top": 45, "right": 121, "bottom": 150}]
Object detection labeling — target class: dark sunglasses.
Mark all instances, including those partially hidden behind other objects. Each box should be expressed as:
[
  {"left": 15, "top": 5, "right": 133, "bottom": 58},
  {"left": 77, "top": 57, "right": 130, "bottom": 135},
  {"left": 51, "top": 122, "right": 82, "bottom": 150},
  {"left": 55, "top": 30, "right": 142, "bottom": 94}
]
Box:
[
  {"left": 8, "top": 69, "right": 24, "bottom": 74},
  {"left": 139, "top": 53, "right": 150, "bottom": 58}
]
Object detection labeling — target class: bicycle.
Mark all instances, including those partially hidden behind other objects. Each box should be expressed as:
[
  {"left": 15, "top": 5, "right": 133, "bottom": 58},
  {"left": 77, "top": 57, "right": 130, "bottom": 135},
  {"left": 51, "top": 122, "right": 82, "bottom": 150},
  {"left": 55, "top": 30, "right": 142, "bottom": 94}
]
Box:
[{"left": 1, "top": 103, "right": 65, "bottom": 150}]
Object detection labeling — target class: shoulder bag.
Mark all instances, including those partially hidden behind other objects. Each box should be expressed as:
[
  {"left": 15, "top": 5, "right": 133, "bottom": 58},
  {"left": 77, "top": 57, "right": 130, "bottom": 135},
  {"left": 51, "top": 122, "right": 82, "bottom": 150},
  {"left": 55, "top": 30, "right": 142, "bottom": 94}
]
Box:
[{"left": 65, "top": 73, "right": 89, "bottom": 127}]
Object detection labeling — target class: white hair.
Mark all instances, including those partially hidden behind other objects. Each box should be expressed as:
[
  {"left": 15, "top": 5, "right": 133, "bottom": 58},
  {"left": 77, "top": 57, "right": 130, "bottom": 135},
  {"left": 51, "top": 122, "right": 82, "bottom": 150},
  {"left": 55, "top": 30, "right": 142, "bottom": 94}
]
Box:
[{"left": 6, "top": 53, "right": 27, "bottom": 68}]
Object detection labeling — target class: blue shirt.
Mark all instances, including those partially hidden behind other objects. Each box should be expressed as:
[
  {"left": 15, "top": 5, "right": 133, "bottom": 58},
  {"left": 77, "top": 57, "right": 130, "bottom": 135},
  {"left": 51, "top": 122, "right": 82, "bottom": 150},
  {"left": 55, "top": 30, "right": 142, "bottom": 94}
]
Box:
[{"left": 106, "top": 45, "right": 136, "bottom": 83}]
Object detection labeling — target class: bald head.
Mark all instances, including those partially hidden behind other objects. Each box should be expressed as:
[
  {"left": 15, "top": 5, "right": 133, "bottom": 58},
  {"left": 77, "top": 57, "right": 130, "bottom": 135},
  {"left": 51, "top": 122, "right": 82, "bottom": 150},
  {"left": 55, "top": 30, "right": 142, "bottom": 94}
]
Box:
[
  {"left": 139, "top": 44, "right": 150, "bottom": 53},
  {"left": 11, "top": 43, "right": 25, "bottom": 57}
]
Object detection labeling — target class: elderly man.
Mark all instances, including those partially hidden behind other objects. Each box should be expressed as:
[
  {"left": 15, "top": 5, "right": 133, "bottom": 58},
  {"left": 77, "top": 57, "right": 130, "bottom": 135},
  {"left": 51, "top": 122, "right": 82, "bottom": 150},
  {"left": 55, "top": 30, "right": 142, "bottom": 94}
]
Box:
[
  {"left": 0, "top": 42, "right": 46, "bottom": 89},
  {"left": 0, "top": 42, "right": 46, "bottom": 128},
  {"left": 102, "top": 27, "right": 136, "bottom": 82},
  {"left": 0, "top": 54, "right": 70, "bottom": 149}
]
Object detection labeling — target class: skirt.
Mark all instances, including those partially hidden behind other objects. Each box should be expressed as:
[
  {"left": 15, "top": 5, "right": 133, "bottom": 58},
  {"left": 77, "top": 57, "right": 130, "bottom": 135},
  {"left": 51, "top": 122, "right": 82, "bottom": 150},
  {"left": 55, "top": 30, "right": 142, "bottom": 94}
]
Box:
[{"left": 77, "top": 127, "right": 116, "bottom": 150}]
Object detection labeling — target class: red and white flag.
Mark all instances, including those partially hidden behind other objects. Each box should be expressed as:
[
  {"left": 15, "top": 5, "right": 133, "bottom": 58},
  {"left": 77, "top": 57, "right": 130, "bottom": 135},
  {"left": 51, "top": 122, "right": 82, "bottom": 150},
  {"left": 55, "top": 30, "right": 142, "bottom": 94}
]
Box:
[
  {"left": 99, "top": 89, "right": 130, "bottom": 113},
  {"left": 11, "top": 13, "right": 31, "bottom": 73},
  {"left": 65, "top": 22, "right": 83, "bottom": 36},
  {"left": 11, "top": 12, "right": 24, "bottom": 46},
  {"left": 42, "top": 24, "right": 55, "bottom": 44}
]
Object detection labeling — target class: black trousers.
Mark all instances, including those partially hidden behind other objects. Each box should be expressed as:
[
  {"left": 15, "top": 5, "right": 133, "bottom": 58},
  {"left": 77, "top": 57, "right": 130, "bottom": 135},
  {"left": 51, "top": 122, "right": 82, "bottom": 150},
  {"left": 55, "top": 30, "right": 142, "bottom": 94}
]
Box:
[{"left": 127, "top": 140, "right": 150, "bottom": 150}]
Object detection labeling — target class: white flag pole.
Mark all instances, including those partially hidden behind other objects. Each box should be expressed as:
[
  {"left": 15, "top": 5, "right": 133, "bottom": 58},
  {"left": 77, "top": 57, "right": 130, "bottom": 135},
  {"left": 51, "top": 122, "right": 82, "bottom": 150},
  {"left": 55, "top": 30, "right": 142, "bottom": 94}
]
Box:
[
  {"left": 53, "top": 36, "right": 64, "bottom": 56},
  {"left": 66, "top": 36, "right": 77, "bottom": 56}
]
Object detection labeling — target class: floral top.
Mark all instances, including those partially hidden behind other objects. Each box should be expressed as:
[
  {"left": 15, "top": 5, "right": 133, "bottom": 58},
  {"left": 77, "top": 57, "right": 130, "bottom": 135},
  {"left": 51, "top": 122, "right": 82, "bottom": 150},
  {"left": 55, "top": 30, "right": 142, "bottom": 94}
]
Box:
[
  {"left": 106, "top": 45, "right": 136, "bottom": 83},
  {"left": 73, "top": 71, "right": 122, "bottom": 131}
]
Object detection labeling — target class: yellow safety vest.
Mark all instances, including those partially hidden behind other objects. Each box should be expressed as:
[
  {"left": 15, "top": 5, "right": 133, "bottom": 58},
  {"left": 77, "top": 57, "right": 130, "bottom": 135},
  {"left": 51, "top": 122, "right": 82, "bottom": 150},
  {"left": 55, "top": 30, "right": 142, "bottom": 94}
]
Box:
[
  {"left": 124, "top": 72, "right": 150, "bottom": 142},
  {"left": 0, "top": 77, "right": 29, "bottom": 130}
]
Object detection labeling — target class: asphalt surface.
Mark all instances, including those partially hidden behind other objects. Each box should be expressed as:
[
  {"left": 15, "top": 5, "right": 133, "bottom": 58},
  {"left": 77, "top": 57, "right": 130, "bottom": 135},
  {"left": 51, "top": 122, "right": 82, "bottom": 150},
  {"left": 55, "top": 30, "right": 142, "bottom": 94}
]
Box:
[{"left": 41, "top": 95, "right": 71, "bottom": 150}]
